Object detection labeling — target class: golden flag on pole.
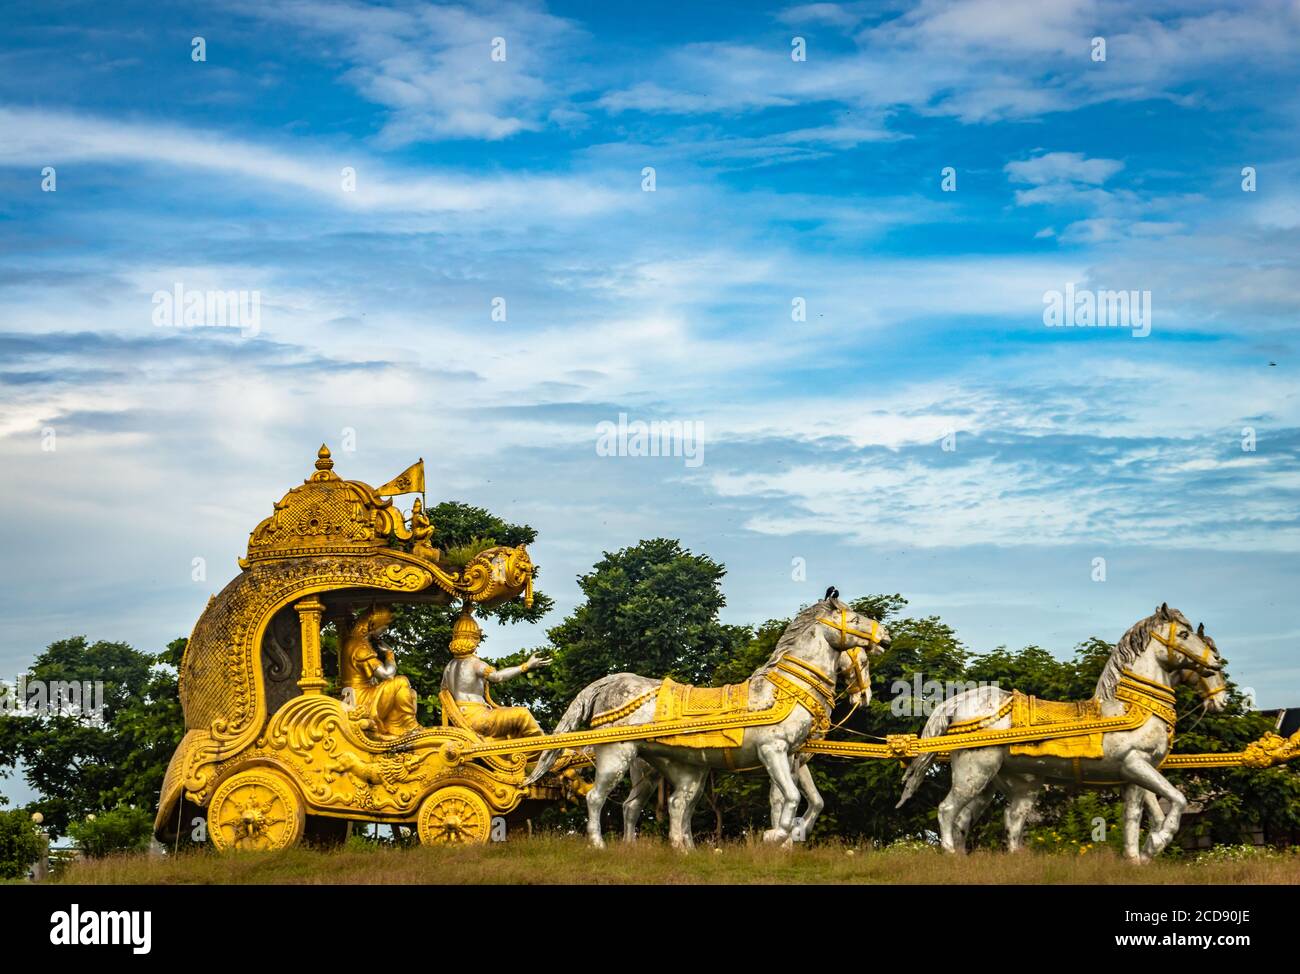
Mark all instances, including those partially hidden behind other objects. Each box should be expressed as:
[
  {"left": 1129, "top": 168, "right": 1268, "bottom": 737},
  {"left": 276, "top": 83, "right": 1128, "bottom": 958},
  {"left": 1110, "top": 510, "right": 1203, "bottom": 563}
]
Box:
[{"left": 375, "top": 459, "right": 425, "bottom": 497}]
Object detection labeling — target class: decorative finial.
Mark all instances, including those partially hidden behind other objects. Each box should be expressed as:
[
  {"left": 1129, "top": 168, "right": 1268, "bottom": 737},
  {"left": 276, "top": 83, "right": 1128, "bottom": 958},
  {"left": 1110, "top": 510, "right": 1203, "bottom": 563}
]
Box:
[{"left": 315, "top": 444, "right": 334, "bottom": 471}]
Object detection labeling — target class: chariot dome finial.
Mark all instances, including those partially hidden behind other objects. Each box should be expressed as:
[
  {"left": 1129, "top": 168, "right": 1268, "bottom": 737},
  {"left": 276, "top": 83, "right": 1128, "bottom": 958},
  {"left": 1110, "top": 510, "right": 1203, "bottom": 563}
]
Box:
[{"left": 315, "top": 444, "right": 334, "bottom": 471}]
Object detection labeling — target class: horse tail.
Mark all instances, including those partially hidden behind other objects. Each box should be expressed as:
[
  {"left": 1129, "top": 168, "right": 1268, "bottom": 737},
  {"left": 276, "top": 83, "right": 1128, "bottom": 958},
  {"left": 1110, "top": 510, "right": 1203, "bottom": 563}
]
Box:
[
  {"left": 524, "top": 675, "right": 619, "bottom": 786},
  {"left": 895, "top": 694, "right": 962, "bottom": 808}
]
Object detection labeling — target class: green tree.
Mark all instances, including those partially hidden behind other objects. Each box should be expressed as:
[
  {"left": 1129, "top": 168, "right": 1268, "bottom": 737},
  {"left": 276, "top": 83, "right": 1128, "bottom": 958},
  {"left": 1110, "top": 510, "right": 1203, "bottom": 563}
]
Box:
[
  {"left": 0, "top": 637, "right": 180, "bottom": 837},
  {"left": 534, "top": 538, "right": 750, "bottom": 727},
  {"left": 67, "top": 805, "right": 154, "bottom": 858},
  {"left": 113, "top": 638, "right": 185, "bottom": 816},
  {"left": 1160, "top": 678, "right": 1300, "bottom": 847},
  {"left": 0, "top": 808, "right": 42, "bottom": 879}
]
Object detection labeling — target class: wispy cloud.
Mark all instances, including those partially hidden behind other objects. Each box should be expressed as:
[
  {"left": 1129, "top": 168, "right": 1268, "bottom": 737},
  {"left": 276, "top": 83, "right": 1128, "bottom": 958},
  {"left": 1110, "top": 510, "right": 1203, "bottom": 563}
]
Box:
[
  {"left": 603, "top": 1, "right": 1300, "bottom": 129},
  {"left": 0, "top": 106, "right": 622, "bottom": 219},
  {"left": 231, "top": 0, "right": 588, "bottom": 143}
]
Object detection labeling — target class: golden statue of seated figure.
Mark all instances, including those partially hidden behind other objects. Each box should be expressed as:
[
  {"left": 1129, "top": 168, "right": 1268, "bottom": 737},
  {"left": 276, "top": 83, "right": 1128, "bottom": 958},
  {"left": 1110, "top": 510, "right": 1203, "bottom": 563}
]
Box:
[
  {"left": 409, "top": 497, "right": 438, "bottom": 562},
  {"left": 441, "top": 605, "right": 549, "bottom": 739},
  {"left": 340, "top": 605, "right": 421, "bottom": 739}
]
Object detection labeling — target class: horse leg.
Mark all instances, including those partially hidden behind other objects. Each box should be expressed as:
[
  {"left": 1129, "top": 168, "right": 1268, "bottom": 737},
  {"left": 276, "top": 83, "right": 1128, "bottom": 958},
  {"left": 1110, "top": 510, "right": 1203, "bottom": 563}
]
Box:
[
  {"left": 791, "top": 758, "right": 823, "bottom": 842},
  {"left": 586, "top": 744, "right": 636, "bottom": 850},
  {"left": 1142, "top": 789, "right": 1166, "bottom": 832},
  {"left": 769, "top": 756, "right": 816, "bottom": 841},
  {"left": 955, "top": 779, "right": 998, "bottom": 848},
  {"left": 768, "top": 768, "right": 787, "bottom": 835},
  {"left": 758, "top": 742, "right": 800, "bottom": 846},
  {"left": 622, "top": 758, "right": 657, "bottom": 843},
  {"left": 680, "top": 771, "right": 708, "bottom": 851},
  {"left": 940, "top": 749, "right": 1001, "bottom": 854},
  {"left": 1121, "top": 784, "right": 1145, "bottom": 861},
  {"left": 662, "top": 762, "right": 707, "bottom": 851},
  {"left": 1119, "top": 755, "right": 1186, "bottom": 861},
  {"left": 1003, "top": 780, "right": 1037, "bottom": 853}
]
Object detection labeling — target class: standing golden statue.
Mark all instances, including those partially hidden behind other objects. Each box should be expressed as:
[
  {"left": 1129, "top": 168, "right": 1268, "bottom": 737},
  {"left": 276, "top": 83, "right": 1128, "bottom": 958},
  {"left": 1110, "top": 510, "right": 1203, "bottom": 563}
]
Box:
[
  {"left": 340, "top": 605, "right": 421, "bottom": 739},
  {"left": 441, "top": 604, "right": 549, "bottom": 739}
]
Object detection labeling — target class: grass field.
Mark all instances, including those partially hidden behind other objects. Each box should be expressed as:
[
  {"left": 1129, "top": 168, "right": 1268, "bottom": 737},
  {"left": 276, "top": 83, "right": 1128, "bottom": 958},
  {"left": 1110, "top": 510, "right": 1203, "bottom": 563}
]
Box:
[{"left": 52, "top": 837, "right": 1300, "bottom": 885}]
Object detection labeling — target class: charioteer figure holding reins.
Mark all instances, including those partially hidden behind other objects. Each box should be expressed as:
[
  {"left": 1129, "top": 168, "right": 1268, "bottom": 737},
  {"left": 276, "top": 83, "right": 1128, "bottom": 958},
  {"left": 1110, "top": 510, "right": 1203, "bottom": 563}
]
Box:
[{"left": 441, "top": 604, "right": 550, "bottom": 739}]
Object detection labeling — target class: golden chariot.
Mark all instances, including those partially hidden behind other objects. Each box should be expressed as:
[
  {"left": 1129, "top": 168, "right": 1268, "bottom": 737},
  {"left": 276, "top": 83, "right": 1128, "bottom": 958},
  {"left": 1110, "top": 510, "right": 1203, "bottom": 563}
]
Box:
[{"left": 154, "top": 446, "right": 578, "bottom": 850}]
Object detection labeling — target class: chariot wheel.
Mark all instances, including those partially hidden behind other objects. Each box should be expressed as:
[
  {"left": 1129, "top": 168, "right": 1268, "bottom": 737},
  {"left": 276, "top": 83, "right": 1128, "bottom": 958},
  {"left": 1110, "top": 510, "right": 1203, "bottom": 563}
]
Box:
[
  {"left": 207, "top": 769, "right": 305, "bottom": 852},
  {"left": 417, "top": 785, "right": 492, "bottom": 845}
]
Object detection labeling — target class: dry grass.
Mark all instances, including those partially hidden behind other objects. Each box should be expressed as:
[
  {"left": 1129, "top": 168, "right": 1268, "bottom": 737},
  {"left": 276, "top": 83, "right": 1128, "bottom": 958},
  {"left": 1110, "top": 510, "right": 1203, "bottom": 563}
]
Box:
[{"left": 54, "top": 837, "right": 1300, "bottom": 885}]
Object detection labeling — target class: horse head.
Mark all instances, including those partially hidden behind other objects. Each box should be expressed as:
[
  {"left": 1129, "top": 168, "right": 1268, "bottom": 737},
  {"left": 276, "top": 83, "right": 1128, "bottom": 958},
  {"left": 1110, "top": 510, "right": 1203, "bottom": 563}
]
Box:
[
  {"left": 1150, "top": 604, "right": 1229, "bottom": 713},
  {"left": 815, "top": 593, "right": 890, "bottom": 706}
]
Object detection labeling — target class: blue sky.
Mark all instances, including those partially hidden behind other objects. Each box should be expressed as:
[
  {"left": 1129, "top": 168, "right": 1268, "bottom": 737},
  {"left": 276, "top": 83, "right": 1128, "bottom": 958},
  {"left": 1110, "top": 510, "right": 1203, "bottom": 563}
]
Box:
[{"left": 2, "top": 0, "right": 1300, "bottom": 765}]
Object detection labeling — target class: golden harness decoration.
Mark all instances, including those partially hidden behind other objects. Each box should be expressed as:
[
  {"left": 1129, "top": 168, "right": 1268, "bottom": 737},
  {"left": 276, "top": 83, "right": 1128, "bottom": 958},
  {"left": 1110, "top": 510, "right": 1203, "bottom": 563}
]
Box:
[
  {"left": 651, "top": 677, "right": 752, "bottom": 748},
  {"left": 574, "top": 653, "right": 839, "bottom": 752},
  {"left": 1008, "top": 672, "right": 1176, "bottom": 759},
  {"left": 590, "top": 688, "right": 658, "bottom": 728},
  {"left": 804, "top": 668, "right": 1182, "bottom": 765},
  {"left": 1149, "top": 621, "right": 1216, "bottom": 671},
  {"left": 818, "top": 609, "right": 877, "bottom": 697},
  {"left": 818, "top": 609, "right": 880, "bottom": 649}
]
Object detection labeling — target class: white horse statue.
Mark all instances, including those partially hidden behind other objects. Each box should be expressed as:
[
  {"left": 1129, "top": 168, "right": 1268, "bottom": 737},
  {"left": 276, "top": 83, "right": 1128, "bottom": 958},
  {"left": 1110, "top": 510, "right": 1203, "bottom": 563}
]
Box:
[
  {"left": 897, "top": 603, "right": 1227, "bottom": 861},
  {"left": 526, "top": 592, "right": 889, "bottom": 849}
]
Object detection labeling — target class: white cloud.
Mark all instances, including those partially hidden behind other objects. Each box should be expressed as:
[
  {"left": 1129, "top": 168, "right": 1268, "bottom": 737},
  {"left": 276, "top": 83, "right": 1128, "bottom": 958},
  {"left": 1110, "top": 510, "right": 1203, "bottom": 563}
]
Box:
[
  {"left": 601, "top": 1, "right": 1300, "bottom": 127},
  {"left": 1005, "top": 151, "right": 1124, "bottom": 191},
  {"left": 0, "top": 106, "right": 623, "bottom": 221},
  {"left": 232, "top": 0, "right": 587, "bottom": 143}
]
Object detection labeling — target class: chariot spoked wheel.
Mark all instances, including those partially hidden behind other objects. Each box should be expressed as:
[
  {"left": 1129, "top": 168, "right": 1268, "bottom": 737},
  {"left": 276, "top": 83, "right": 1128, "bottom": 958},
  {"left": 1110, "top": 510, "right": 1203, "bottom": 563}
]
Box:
[
  {"left": 207, "top": 769, "right": 305, "bottom": 852},
  {"left": 417, "top": 786, "right": 492, "bottom": 845}
]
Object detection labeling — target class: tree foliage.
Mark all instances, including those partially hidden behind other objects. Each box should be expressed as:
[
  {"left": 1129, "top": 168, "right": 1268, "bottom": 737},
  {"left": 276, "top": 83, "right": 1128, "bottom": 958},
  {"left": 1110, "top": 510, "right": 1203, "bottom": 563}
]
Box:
[
  {"left": 0, "top": 637, "right": 183, "bottom": 838},
  {"left": 528, "top": 538, "right": 750, "bottom": 726},
  {"left": 0, "top": 808, "right": 42, "bottom": 879},
  {"left": 67, "top": 805, "right": 154, "bottom": 858}
]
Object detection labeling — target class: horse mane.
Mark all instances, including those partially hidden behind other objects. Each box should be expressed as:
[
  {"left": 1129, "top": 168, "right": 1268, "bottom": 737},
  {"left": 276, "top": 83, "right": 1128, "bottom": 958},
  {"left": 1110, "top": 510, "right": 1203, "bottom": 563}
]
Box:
[
  {"left": 1095, "top": 606, "right": 1190, "bottom": 699},
  {"left": 756, "top": 598, "right": 834, "bottom": 675}
]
